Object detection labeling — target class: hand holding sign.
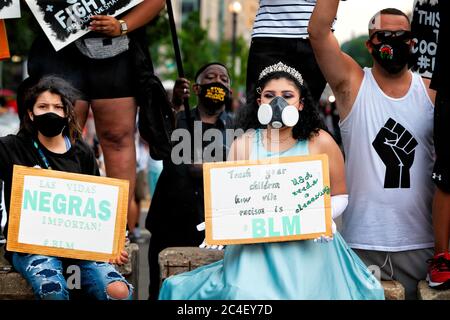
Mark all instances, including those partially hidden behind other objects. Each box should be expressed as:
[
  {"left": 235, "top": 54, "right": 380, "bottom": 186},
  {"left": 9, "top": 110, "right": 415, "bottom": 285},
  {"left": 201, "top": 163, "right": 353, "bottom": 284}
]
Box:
[
  {"left": 25, "top": 0, "right": 143, "bottom": 51},
  {"left": 89, "top": 14, "right": 122, "bottom": 36},
  {"left": 314, "top": 220, "right": 336, "bottom": 243},
  {"left": 110, "top": 249, "right": 129, "bottom": 265},
  {"left": 197, "top": 222, "right": 224, "bottom": 250}
]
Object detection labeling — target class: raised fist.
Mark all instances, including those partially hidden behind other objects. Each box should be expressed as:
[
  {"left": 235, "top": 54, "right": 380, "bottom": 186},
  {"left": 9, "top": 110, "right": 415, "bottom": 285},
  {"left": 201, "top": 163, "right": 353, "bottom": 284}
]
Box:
[{"left": 372, "top": 118, "right": 418, "bottom": 188}]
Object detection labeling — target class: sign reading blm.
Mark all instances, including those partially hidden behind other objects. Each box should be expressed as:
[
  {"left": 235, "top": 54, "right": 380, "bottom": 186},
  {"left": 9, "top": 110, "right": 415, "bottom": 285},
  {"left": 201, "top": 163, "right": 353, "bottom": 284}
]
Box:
[
  {"left": 7, "top": 165, "right": 129, "bottom": 262},
  {"left": 25, "top": 0, "right": 143, "bottom": 51},
  {"left": 203, "top": 155, "right": 332, "bottom": 245}
]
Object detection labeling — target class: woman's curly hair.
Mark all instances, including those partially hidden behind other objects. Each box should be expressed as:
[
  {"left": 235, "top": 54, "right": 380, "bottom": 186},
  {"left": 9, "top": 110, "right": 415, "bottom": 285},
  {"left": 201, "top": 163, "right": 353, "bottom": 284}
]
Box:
[{"left": 235, "top": 70, "right": 325, "bottom": 140}]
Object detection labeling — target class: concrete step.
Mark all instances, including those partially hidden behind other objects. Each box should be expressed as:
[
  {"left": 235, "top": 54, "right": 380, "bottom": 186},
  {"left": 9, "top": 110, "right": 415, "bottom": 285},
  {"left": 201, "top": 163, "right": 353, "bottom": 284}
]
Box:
[
  {"left": 383, "top": 280, "right": 405, "bottom": 300},
  {"left": 0, "top": 269, "right": 34, "bottom": 300},
  {"left": 418, "top": 280, "right": 450, "bottom": 300},
  {"left": 159, "top": 247, "right": 405, "bottom": 300},
  {"left": 0, "top": 242, "right": 139, "bottom": 300}
]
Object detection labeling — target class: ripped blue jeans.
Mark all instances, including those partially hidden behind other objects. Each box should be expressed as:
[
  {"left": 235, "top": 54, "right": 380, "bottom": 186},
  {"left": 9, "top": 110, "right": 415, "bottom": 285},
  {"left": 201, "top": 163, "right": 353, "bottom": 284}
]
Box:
[{"left": 12, "top": 253, "right": 133, "bottom": 300}]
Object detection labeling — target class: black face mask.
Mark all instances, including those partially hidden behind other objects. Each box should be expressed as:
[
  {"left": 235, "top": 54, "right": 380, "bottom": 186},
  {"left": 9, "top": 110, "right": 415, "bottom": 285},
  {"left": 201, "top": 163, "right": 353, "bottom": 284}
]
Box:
[
  {"left": 33, "top": 112, "right": 68, "bottom": 137},
  {"left": 370, "top": 38, "right": 411, "bottom": 74},
  {"left": 198, "top": 82, "right": 231, "bottom": 115}
]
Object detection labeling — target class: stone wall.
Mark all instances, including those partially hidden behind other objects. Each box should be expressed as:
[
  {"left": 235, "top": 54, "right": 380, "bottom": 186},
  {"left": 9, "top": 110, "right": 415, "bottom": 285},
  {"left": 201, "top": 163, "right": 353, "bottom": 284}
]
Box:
[
  {"left": 0, "top": 243, "right": 139, "bottom": 300},
  {"left": 158, "top": 247, "right": 448, "bottom": 300},
  {"left": 418, "top": 281, "right": 450, "bottom": 300}
]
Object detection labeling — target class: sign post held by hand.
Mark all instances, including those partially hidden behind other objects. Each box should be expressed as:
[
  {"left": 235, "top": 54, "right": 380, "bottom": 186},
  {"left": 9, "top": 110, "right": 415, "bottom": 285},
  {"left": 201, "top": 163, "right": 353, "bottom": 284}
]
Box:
[
  {"left": 203, "top": 155, "right": 332, "bottom": 245},
  {"left": 7, "top": 165, "right": 129, "bottom": 262}
]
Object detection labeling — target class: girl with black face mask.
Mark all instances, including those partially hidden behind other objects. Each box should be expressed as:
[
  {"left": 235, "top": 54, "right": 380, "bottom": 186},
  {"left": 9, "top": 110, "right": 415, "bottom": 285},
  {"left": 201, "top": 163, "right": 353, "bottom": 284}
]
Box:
[
  {"left": 0, "top": 76, "right": 133, "bottom": 300},
  {"left": 21, "top": 76, "right": 82, "bottom": 152},
  {"left": 28, "top": 90, "right": 70, "bottom": 150}
]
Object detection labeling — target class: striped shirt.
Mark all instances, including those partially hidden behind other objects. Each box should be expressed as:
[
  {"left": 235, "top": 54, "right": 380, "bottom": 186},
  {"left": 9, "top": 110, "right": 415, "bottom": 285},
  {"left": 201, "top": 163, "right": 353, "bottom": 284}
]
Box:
[{"left": 252, "top": 0, "right": 335, "bottom": 39}]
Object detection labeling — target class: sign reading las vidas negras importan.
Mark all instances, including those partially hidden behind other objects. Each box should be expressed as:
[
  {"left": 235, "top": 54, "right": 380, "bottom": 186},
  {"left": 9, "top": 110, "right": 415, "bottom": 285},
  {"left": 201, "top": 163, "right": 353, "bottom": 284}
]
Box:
[
  {"left": 203, "top": 155, "right": 332, "bottom": 245},
  {"left": 26, "top": 0, "right": 143, "bottom": 51},
  {"left": 7, "top": 165, "right": 128, "bottom": 262}
]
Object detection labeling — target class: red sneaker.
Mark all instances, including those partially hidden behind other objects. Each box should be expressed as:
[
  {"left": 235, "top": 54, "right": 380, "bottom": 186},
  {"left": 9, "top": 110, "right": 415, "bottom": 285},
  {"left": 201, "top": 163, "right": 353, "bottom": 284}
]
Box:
[{"left": 427, "top": 252, "right": 450, "bottom": 290}]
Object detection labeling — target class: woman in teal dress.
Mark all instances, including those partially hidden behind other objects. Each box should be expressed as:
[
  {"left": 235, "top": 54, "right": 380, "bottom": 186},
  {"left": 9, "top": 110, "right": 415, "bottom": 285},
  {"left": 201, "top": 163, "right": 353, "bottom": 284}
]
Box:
[{"left": 159, "top": 62, "right": 385, "bottom": 300}]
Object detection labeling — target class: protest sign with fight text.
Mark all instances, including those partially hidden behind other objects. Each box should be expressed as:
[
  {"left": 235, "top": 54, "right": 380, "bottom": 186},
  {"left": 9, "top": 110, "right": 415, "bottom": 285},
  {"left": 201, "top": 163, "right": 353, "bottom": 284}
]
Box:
[{"left": 26, "top": 0, "right": 142, "bottom": 51}]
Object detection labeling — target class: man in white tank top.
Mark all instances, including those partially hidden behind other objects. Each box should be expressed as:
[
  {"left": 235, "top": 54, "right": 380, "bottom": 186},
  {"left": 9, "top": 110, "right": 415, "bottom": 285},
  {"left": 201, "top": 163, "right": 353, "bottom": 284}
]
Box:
[{"left": 309, "top": 1, "right": 437, "bottom": 299}]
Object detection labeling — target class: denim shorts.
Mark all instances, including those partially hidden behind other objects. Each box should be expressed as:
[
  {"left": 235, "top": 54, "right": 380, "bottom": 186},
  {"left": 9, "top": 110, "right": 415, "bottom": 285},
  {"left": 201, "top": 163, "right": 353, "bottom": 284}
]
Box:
[{"left": 12, "top": 253, "right": 133, "bottom": 300}]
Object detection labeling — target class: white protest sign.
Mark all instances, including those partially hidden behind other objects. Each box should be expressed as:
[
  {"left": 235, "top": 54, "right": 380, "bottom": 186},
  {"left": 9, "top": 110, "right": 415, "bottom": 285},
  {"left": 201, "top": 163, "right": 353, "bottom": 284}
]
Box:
[
  {"left": 0, "top": 0, "right": 21, "bottom": 19},
  {"left": 25, "top": 0, "right": 143, "bottom": 51},
  {"left": 203, "top": 155, "right": 332, "bottom": 245},
  {"left": 7, "top": 165, "right": 128, "bottom": 262}
]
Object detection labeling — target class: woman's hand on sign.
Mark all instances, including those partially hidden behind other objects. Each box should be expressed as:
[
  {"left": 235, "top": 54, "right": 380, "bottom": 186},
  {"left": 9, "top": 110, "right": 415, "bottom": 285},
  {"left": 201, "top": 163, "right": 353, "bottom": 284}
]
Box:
[
  {"left": 199, "top": 239, "right": 224, "bottom": 250},
  {"left": 89, "top": 15, "right": 122, "bottom": 37},
  {"left": 197, "top": 222, "right": 225, "bottom": 250},
  {"left": 110, "top": 250, "right": 129, "bottom": 265},
  {"left": 313, "top": 220, "right": 337, "bottom": 243}
]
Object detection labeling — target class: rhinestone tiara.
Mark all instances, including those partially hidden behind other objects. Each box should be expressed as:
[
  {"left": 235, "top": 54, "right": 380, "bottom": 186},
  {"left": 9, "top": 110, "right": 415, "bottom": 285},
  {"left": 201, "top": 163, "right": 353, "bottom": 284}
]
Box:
[{"left": 258, "top": 62, "right": 304, "bottom": 85}]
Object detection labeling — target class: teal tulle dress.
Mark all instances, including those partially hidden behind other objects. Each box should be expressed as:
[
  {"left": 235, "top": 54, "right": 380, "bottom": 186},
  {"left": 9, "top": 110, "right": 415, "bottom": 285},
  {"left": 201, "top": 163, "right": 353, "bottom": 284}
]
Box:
[{"left": 159, "top": 130, "right": 385, "bottom": 300}]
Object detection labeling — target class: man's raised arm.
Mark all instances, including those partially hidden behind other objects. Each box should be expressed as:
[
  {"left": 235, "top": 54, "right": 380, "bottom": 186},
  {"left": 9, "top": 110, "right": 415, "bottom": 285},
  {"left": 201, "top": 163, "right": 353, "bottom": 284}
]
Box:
[{"left": 308, "top": 0, "right": 363, "bottom": 119}]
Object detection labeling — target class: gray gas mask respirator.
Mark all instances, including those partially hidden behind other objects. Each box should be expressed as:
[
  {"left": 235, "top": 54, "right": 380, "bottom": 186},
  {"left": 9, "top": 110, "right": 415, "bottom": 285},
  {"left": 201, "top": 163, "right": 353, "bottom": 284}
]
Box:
[{"left": 257, "top": 96, "right": 299, "bottom": 129}]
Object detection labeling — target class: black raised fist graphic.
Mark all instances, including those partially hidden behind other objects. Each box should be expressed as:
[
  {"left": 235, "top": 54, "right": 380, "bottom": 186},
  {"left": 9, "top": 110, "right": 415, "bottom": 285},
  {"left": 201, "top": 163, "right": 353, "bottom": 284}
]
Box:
[{"left": 372, "top": 118, "right": 418, "bottom": 188}]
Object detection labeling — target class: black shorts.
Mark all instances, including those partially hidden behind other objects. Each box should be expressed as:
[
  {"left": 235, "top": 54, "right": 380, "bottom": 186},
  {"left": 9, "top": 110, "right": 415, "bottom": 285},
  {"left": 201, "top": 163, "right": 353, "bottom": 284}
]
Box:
[
  {"left": 28, "top": 35, "right": 137, "bottom": 100},
  {"left": 432, "top": 90, "right": 450, "bottom": 193},
  {"left": 246, "top": 37, "right": 326, "bottom": 103}
]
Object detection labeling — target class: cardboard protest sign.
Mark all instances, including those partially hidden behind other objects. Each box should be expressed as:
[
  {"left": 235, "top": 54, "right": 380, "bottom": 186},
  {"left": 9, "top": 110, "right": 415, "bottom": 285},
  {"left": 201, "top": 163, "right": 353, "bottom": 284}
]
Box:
[
  {"left": 411, "top": 0, "right": 440, "bottom": 78},
  {"left": 7, "top": 165, "right": 129, "bottom": 262},
  {"left": 0, "top": 0, "right": 21, "bottom": 19},
  {"left": 25, "top": 0, "right": 143, "bottom": 51},
  {"left": 203, "top": 155, "right": 332, "bottom": 245}
]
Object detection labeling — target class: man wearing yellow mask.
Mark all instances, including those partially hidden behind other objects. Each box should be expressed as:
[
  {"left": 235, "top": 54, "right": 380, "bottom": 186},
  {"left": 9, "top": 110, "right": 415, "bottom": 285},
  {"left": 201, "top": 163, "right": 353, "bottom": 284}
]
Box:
[{"left": 145, "top": 63, "right": 234, "bottom": 300}]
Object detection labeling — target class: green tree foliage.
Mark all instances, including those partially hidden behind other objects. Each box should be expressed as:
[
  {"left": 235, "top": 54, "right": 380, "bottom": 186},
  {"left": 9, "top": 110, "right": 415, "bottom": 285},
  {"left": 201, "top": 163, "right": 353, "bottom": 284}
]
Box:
[
  {"left": 341, "top": 35, "right": 372, "bottom": 68},
  {"left": 1, "top": 7, "right": 40, "bottom": 89},
  {"left": 4, "top": 7, "right": 40, "bottom": 56},
  {"left": 147, "top": 10, "right": 249, "bottom": 101}
]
